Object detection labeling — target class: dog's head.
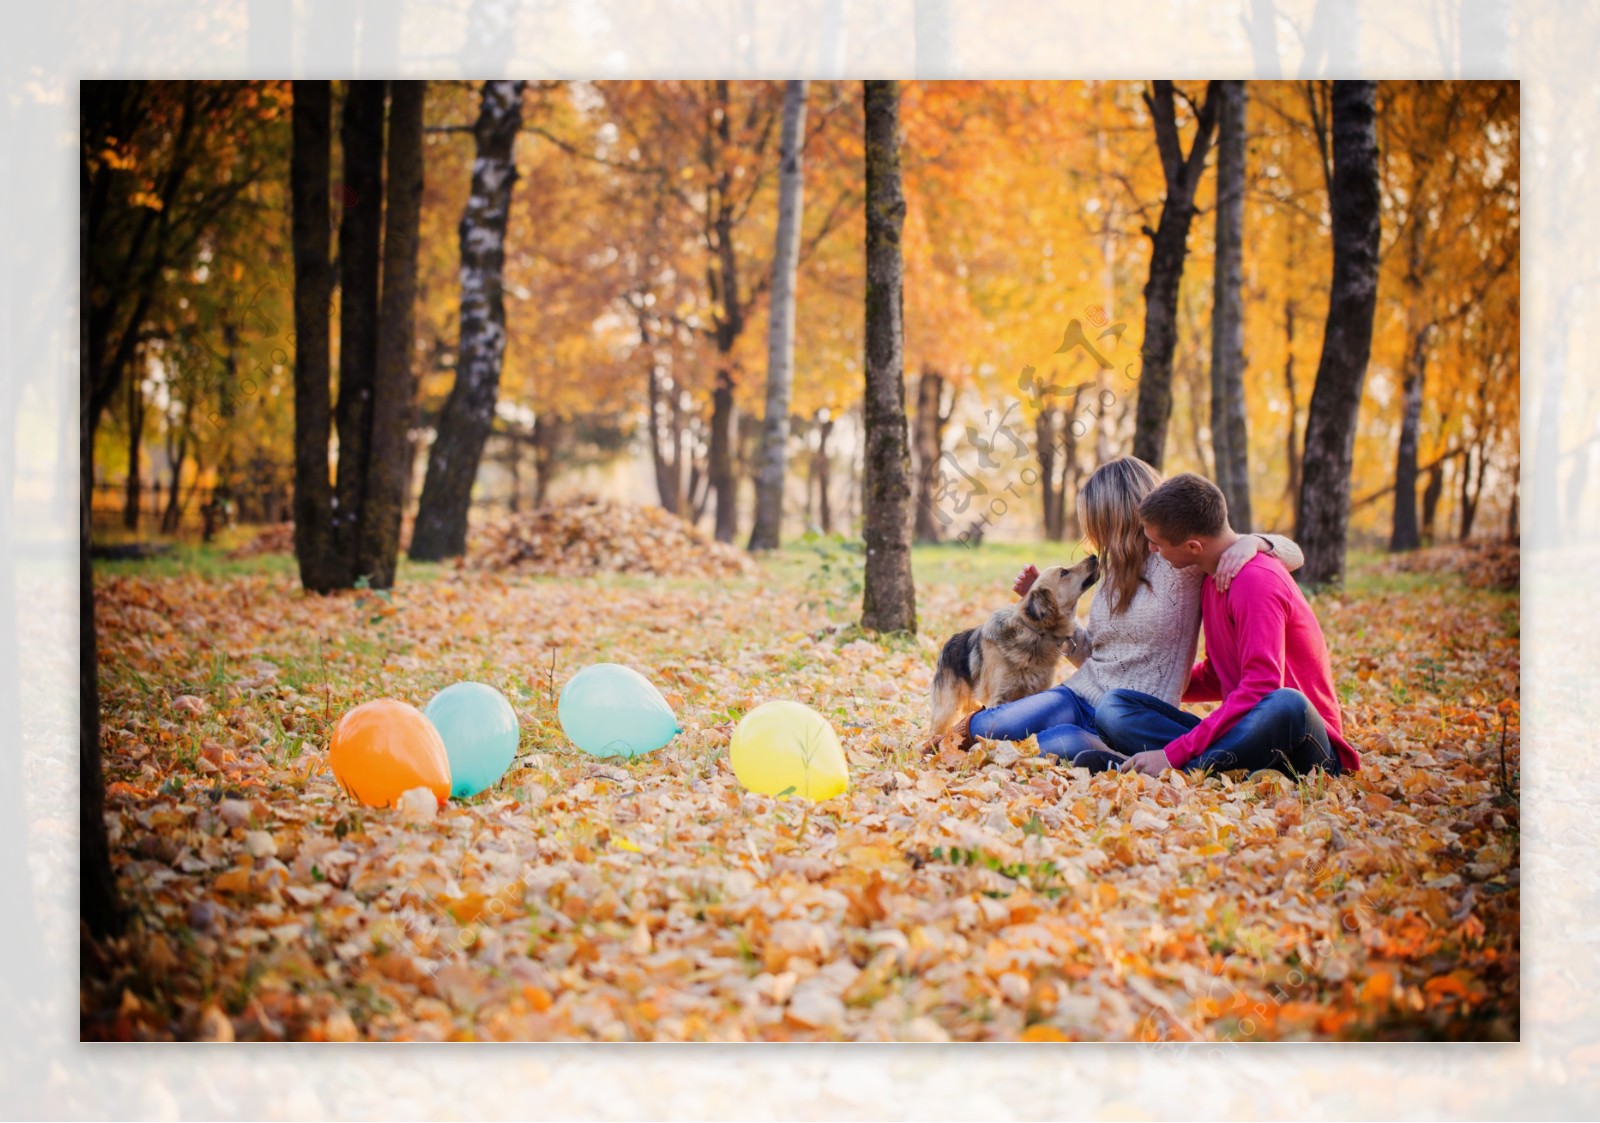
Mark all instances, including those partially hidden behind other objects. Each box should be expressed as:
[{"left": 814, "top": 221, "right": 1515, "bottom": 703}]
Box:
[{"left": 1021, "top": 556, "right": 1099, "bottom": 636}]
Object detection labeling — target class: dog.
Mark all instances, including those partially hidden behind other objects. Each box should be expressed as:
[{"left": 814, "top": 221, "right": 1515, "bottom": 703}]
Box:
[{"left": 929, "top": 556, "right": 1100, "bottom": 739}]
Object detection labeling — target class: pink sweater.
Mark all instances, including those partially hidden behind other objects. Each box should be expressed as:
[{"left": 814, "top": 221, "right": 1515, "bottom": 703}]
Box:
[{"left": 1165, "top": 554, "right": 1359, "bottom": 772}]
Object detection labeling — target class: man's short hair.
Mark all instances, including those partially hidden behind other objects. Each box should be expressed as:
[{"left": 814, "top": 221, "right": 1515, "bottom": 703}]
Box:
[{"left": 1139, "top": 473, "right": 1229, "bottom": 541}]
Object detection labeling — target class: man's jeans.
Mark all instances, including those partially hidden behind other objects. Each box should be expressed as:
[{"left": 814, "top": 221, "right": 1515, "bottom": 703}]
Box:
[
  {"left": 1094, "top": 687, "right": 1342, "bottom": 778},
  {"left": 968, "top": 683, "right": 1111, "bottom": 762}
]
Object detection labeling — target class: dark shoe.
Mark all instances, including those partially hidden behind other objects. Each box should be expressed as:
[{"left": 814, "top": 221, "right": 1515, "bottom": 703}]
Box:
[
  {"left": 1068, "top": 747, "right": 1129, "bottom": 774},
  {"left": 952, "top": 711, "right": 979, "bottom": 752}
]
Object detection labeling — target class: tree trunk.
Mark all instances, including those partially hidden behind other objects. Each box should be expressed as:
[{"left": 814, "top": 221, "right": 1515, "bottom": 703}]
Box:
[
  {"left": 814, "top": 412, "right": 835, "bottom": 534},
  {"left": 860, "top": 80, "right": 917, "bottom": 634},
  {"left": 1389, "top": 119, "right": 1437, "bottom": 554},
  {"left": 687, "top": 413, "right": 713, "bottom": 527},
  {"left": 355, "top": 81, "right": 425, "bottom": 588},
  {"left": 161, "top": 426, "right": 188, "bottom": 535},
  {"left": 1210, "top": 79, "right": 1252, "bottom": 531},
  {"left": 1282, "top": 295, "right": 1303, "bottom": 524},
  {"left": 1296, "top": 81, "right": 1382, "bottom": 587},
  {"left": 1036, "top": 409, "right": 1060, "bottom": 541},
  {"left": 1132, "top": 81, "right": 1218, "bottom": 470},
  {"left": 505, "top": 430, "right": 522, "bottom": 513},
  {"left": 122, "top": 370, "right": 145, "bottom": 532},
  {"left": 1059, "top": 386, "right": 1085, "bottom": 539},
  {"left": 1389, "top": 320, "right": 1432, "bottom": 551},
  {"left": 331, "top": 79, "right": 387, "bottom": 584},
  {"left": 669, "top": 374, "right": 687, "bottom": 513},
  {"left": 291, "top": 80, "right": 338, "bottom": 592},
  {"left": 1421, "top": 461, "right": 1444, "bottom": 544},
  {"left": 532, "top": 413, "right": 562, "bottom": 508},
  {"left": 410, "top": 80, "right": 526, "bottom": 560},
  {"left": 709, "top": 368, "right": 738, "bottom": 541},
  {"left": 643, "top": 322, "right": 683, "bottom": 515},
  {"left": 1462, "top": 441, "right": 1490, "bottom": 541},
  {"left": 750, "top": 79, "right": 809, "bottom": 551},
  {"left": 708, "top": 81, "right": 747, "bottom": 546},
  {"left": 913, "top": 368, "right": 951, "bottom": 543},
  {"left": 216, "top": 314, "right": 240, "bottom": 488},
  {"left": 738, "top": 411, "right": 761, "bottom": 515},
  {"left": 1459, "top": 444, "right": 1478, "bottom": 540}
]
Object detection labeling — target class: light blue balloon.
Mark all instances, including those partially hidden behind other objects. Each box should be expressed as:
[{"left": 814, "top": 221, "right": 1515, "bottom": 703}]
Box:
[
  {"left": 558, "top": 663, "right": 680, "bottom": 758},
  {"left": 424, "top": 682, "right": 520, "bottom": 799}
]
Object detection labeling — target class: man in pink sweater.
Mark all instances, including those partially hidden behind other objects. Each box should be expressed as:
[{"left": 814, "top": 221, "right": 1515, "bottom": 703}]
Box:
[{"left": 1091, "top": 473, "right": 1360, "bottom": 780}]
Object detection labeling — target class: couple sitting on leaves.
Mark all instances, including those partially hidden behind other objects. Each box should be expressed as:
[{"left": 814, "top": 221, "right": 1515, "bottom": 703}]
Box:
[{"left": 957, "top": 457, "right": 1359, "bottom": 781}]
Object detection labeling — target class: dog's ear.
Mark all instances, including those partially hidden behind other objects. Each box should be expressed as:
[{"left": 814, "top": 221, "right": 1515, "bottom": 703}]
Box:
[{"left": 1023, "top": 583, "right": 1056, "bottom": 624}]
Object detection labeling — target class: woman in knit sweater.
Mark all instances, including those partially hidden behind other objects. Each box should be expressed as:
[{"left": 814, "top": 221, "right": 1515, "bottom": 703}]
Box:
[{"left": 963, "top": 457, "right": 1303, "bottom": 765}]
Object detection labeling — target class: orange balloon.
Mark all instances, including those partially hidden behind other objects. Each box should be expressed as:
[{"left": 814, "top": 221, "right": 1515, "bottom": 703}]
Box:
[{"left": 328, "top": 699, "right": 452, "bottom": 809}]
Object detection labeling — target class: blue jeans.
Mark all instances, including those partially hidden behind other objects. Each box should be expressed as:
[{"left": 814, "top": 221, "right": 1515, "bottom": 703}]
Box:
[
  {"left": 968, "top": 683, "right": 1111, "bottom": 762},
  {"left": 1094, "top": 687, "right": 1342, "bottom": 778}
]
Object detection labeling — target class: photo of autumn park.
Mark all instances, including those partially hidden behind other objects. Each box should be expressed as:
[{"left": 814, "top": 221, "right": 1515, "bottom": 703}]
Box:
[{"left": 80, "top": 78, "right": 1520, "bottom": 1042}]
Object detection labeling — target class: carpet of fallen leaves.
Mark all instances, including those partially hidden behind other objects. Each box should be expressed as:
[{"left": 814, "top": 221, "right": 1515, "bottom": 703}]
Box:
[
  {"left": 82, "top": 535, "right": 1519, "bottom": 1042},
  {"left": 471, "top": 495, "right": 756, "bottom": 578},
  {"left": 1386, "top": 537, "right": 1521, "bottom": 591}
]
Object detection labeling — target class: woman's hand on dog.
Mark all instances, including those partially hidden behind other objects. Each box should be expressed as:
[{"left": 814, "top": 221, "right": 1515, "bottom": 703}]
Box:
[{"left": 1012, "top": 564, "right": 1040, "bottom": 597}]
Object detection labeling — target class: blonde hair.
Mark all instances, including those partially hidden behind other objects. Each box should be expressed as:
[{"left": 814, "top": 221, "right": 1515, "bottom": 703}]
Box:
[{"left": 1079, "top": 456, "right": 1163, "bottom": 615}]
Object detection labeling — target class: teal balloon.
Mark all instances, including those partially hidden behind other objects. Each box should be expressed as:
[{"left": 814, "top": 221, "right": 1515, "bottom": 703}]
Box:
[
  {"left": 558, "top": 663, "right": 679, "bottom": 758},
  {"left": 424, "top": 682, "right": 520, "bottom": 799}
]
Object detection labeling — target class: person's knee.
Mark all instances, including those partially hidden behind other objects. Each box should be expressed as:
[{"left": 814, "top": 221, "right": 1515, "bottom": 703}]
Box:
[
  {"left": 1260, "top": 688, "right": 1316, "bottom": 740},
  {"left": 1092, "top": 690, "right": 1148, "bottom": 749},
  {"left": 1096, "top": 688, "right": 1139, "bottom": 724},
  {"left": 1263, "top": 688, "right": 1312, "bottom": 718}
]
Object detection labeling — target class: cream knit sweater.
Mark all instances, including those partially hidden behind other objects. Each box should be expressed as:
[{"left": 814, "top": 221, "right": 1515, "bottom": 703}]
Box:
[{"left": 1060, "top": 535, "right": 1303, "bottom": 707}]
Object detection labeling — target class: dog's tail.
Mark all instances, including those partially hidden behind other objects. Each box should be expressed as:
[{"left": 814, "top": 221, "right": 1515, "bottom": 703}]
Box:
[{"left": 930, "top": 628, "right": 980, "bottom": 736}]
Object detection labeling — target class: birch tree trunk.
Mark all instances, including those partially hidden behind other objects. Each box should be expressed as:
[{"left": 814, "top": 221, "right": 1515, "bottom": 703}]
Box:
[
  {"left": 410, "top": 80, "right": 525, "bottom": 561},
  {"left": 331, "top": 79, "right": 387, "bottom": 584},
  {"left": 749, "top": 79, "right": 809, "bottom": 551},
  {"left": 1296, "top": 80, "right": 1382, "bottom": 587},
  {"left": 1210, "top": 79, "right": 1252, "bottom": 531},
  {"left": 290, "top": 79, "right": 338, "bottom": 592},
  {"left": 357, "top": 80, "right": 425, "bottom": 588},
  {"left": 1132, "top": 81, "right": 1218, "bottom": 470},
  {"left": 860, "top": 80, "right": 917, "bottom": 634}
]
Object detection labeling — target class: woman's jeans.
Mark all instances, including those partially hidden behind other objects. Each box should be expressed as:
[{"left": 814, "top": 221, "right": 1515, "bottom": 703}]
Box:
[
  {"left": 968, "top": 683, "right": 1110, "bottom": 762},
  {"left": 1094, "top": 687, "right": 1342, "bottom": 778}
]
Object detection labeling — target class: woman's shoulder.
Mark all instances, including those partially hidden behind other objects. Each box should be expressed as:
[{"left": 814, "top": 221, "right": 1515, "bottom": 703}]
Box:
[{"left": 1144, "top": 552, "right": 1203, "bottom": 589}]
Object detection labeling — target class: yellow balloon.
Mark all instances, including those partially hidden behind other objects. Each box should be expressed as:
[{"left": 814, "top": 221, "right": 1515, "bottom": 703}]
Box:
[{"left": 730, "top": 700, "right": 849, "bottom": 801}]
